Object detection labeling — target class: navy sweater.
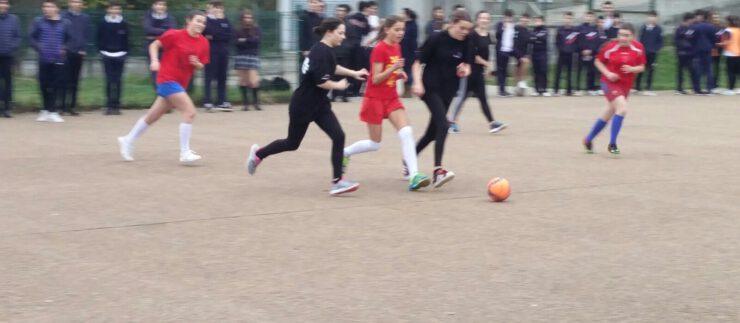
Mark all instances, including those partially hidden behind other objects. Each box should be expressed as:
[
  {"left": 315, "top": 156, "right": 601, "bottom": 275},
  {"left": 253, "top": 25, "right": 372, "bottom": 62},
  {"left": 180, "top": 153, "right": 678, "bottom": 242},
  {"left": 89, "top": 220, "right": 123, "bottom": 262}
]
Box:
[
  {"left": 674, "top": 24, "right": 693, "bottom": 56},
  {"left": 143, "top": 11, "right": 176, "bottom": 47},
  {"left": 530, "top": 26, "right": 548, "bottom": 56},
  {"left": 61, "top": 10, "right": 89, "bottom": 53},
  {"left": 30, "top": 17, "right": 71, "bottom": 64},
  {"left": 690, "top": 22, "right": 717, "bottom": 53},
  {"left": 401, "top": 20, "right": 419, "bottom": 61},
  {"left": 639, "top": 24, "right": 663, "bottom": 54},
  {"left": 97, "top": 17, "right": 129, "bottom": 54},
  {"left": 204, "top": 16, "right": 233, "bottom": 53},
  {"left": 234, "top": 26, "right": 261, "bottom": 56},
  {"left": 556, "top": 25, "right": 579, "bottom": 53},
  {"left": 0, "top": 13, "right": 21, "bottom": 56},
  {"left": 298, "top": 10, "right": 323, "bottom": 51},
  {"left": 345, "top": 12, "right": 369, "bottom": 47},
  {"left": 578, "top": 23, "right": 600, "bottom": 52}
]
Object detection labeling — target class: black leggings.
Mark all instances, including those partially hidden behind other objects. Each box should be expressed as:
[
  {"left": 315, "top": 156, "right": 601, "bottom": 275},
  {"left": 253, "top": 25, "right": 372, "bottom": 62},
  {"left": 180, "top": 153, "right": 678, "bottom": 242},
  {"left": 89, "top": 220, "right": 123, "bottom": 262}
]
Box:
[
  {"left": 38, "top": 62, "right": 65, "bottom": 112},
  {"left": 204, "top": 50, "right": 229, "bottom": 105},
  {"left": 103, "top": 55, "right": 126, "bottom": 109},
  {"left": 450, "top": 72, "right": 494, "bottom": 123},
  {"left": 532, "top": 54, "right": 548, "bottom": 94},
  {"left": 712, "top": 55, "right": 721, "bottom": 89},
  {"left": 554, "top": 52, "right": 574, "bottom": 94},
  {"left": 577, "top": 56, "right": 597, "bottom": 91},
  {"left": 728, "top": 56, "right": 740, "bottom": 90},
  {"left": 257, "top": 108, "right": 346, "bottom": 180},
  {"left": 676, "top": 54, "right": 693, "bottom": 92},
  {"left": 61, "top": 52, "right": 84, "bottom": 111},
  {"left": 0, "top": 56, "right": 12, "bottom": 111},
  {"left": 417, "top": 92, "right": 453, "bottom": 167},
  {"left": 636, "top": 52, "right": 657, "bottom": 91}
]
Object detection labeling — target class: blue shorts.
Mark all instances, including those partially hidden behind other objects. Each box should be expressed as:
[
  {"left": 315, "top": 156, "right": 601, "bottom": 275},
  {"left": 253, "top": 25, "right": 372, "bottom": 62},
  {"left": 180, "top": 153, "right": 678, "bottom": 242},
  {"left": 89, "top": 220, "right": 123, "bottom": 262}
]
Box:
[{"left": 156, "top": 82, "right": 185, "bottom": 98}]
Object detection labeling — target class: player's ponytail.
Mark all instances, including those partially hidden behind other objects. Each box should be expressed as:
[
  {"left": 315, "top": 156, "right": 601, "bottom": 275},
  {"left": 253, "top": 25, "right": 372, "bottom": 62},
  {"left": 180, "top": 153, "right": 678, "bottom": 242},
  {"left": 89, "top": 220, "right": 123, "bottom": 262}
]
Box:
[{"left": 313, "top": 17, "right": 344, "bottom": 36}]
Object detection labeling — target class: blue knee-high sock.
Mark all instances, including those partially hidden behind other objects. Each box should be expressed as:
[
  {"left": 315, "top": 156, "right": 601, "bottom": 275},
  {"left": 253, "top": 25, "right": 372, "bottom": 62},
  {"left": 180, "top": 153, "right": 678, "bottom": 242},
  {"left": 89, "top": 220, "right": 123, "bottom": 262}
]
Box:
[
  {"left": 586, "top": 118, "right": 608, "bottom": 142},
  {"left": 610, "top": 114, "right": 625, "bottom": 145}
]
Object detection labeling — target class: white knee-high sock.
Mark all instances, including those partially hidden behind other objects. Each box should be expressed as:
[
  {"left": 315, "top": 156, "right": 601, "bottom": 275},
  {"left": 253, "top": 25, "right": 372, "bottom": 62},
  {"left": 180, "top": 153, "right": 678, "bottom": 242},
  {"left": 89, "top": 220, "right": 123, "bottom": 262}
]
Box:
[
  {"left": 124, "top": 118, "right": 149, "bottom": 143},
  {"left": 398, "top": 126, "right": 418, "bottom": 176},
  {"left": 343, "top": 139, "right": 381, "bottom": 157},
  {"left": 179, "top": 123, "right": 192, "bottom": 154}
]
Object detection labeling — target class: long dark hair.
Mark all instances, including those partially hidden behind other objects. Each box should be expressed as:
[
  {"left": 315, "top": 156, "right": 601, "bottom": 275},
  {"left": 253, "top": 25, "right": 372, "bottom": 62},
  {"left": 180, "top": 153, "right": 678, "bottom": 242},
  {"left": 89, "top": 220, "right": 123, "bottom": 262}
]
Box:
[
  {"left": 314, "top": 17, "right": 343, "bottom": 36},
  {"left": 240, "top": 9, "right": 259, "bottom": 37},
  {"left": 373, "top": 15, "right": 405, "bottom": 44}
]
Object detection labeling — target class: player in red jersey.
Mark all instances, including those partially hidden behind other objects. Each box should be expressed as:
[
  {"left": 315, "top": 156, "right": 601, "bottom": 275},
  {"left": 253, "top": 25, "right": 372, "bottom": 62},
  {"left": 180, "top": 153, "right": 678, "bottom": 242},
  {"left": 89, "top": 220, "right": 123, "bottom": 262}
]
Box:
[
  {"left": 118, "top": 10, "right": 210, "bottom": 163},
  {"left": 341, "top": 15, "right": 431, "bottom": 191},
  {"left": 583, "top": 23, "right": 645, "bottom": 154}
]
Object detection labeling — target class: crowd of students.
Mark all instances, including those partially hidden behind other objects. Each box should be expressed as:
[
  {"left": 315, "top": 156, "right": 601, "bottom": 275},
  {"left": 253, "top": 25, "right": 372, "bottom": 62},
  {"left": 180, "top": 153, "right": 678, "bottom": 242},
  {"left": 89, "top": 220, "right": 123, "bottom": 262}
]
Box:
[
  {"left": 0, "top": 0, "right": 263, "bottom": 120},
  {"left": 0, "top": 0, "right": 738, "bottom": 123}
]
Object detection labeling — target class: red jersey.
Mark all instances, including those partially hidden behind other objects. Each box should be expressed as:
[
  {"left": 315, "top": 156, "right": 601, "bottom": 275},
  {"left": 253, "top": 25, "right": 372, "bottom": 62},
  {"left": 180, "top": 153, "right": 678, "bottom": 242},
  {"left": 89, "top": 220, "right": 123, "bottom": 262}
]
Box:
[
  {"left": 364, "top": 41, "right": 402, "bottom": 99},
  {"left": 597, "top": 40, "right": 646, "bottom": 87},
  {"left": 156, "top": 29, "right": 210, "bottom": 87}
]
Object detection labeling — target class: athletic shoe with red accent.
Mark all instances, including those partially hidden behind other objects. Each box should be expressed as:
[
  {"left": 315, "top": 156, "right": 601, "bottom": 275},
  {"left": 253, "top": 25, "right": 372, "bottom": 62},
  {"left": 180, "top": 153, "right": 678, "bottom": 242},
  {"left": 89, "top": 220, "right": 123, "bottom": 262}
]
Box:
[
  {"left": 432, "top": 168, "right": 455, "bottom": 188},
  {"left": 330, "top": 178, "right": 360, "bottom": 195}
]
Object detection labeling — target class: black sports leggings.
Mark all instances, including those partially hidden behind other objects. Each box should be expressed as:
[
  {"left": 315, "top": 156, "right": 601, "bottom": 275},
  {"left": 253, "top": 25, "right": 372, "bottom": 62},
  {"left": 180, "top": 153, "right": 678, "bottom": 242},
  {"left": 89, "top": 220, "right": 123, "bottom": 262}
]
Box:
[
  {"left": 257, "top": 109, "right": 346, "bottom": 180},
  {"left": 450, "top": 72, "right": 494, "bottom": 123},
  {"left": 417, "top": 92, "right": 453, "bottom": 167}
]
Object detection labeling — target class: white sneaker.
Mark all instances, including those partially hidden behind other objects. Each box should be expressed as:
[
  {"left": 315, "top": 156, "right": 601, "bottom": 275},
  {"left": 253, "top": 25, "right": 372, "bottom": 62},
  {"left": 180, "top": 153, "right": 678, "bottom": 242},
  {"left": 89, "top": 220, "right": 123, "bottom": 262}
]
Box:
[
  {"left": 710, "top": 88, "right": 723, "bottom": 95},
  {"left": 117, "top": 136, "right": 134, "bottom": 161},
  {"left": 36, "top": 110, "right": 49, "bottom": 122},
  {"left": 47, "top": 112, "right": 65, "bottom": 123},
  {"left": 722, "top": 89, "right": 736, "bottom": 96},
  {"left": 597, "top": 90, "right": 605, "bottom": 96},
  {"left": 517, "top": 81, "right": 529, "bottom": 89},
  {"left": 180, "top": 150, "right": 202, "bottom": 163},
  {"left": 542, "top": 92, "right": 552, "bottom": 97},
  {"left": 642, "top": 91, "right": 657, "bottom": 96}
]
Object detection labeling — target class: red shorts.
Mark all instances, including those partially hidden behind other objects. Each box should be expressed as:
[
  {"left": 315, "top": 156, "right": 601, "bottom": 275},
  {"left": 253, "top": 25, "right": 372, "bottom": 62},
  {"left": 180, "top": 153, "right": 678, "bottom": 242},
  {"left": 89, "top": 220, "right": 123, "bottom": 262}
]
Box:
[
  {"left": 601, "top": 81, "right": 631, "bottom": 102},
  {"left": 360, "top": 96, "right": 404, "bottom": 125}
]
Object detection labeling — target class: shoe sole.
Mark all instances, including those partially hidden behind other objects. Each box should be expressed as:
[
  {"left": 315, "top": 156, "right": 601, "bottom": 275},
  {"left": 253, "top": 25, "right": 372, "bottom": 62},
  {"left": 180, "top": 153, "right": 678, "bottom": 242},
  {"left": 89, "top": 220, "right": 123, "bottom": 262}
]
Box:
[
  {"left": 489, "top": 124, "right": 509, "bottom": 133},
  {"left": 247, "top": 144, "right": 259, "bottom": 175},
  {"left": 409, "top": 177, "right": 432, "bottom": 191},
  {"left": 330, "top": 183, "right": 360, "bottom": 195},
  {"left": 180, "top": 156, "right": 202, "bottom": 163},
  {"left": 433, "top": 173, "right": 455, "bottom": 188},
  {"left": 117, "top": 137, "right": 134, "bottom": 161}
]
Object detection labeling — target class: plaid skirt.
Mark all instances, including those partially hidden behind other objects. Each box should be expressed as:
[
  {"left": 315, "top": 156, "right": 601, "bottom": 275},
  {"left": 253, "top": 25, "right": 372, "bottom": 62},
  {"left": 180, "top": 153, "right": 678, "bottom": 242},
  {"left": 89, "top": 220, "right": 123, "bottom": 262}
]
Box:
[{"left": 234, "top": 55, "right": 260, "bottom": 70}]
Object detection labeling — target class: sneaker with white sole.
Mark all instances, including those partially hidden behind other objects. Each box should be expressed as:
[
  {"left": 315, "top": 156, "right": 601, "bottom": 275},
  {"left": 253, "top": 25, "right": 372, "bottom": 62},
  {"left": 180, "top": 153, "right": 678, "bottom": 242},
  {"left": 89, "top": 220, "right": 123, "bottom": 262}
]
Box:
[
  {"left": 216, "top": 102, "right": 233, "bottom": 112},
  {"left": 722, "top": 89, "right": 736, "bottom": 96},
  {"left": 36, "top": 110, "right": 50, "bottom": 122},
  {"left": 47, "top": 112, "right": 65, "bottom": 123},
  {"left": 246, "top": 144, "right": 261, "bottom": 175},
  {"left": 330, "top": 178, "right": 360, "bottom": 195},
  {"left": 448, "top": 122, "right": 461, "bottom": 133},
  {"left": 542, "top": 92, "right": 552, "bottom": 97},
  {"left": 432, "top": 168, "right": 455, "bottom": 188},
  {"left": 117, "top": 137, "right": 134, "bottom": 161},
  {"left": 180, "top": 150, "right": 202, "bottom": 163},
  {"left": 489, "top": 121, "right": 508, "bottom": 133},
  {"left": 642, "top": 91, "right": 657, "bottom": 96}
]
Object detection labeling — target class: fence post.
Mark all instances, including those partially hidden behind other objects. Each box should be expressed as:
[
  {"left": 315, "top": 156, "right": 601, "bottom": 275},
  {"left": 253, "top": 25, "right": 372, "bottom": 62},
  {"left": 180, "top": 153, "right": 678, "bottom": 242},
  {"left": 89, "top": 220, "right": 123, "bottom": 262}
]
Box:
[{"left": 588, "top": 0, "right": 594, "bottom": 11}]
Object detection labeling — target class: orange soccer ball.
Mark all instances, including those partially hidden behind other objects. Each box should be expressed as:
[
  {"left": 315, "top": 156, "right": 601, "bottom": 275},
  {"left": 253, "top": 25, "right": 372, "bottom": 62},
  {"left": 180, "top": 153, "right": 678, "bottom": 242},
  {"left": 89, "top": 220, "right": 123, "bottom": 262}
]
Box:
[{"left": 487, "top": 177, "right": 511, "bottom": 202}]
